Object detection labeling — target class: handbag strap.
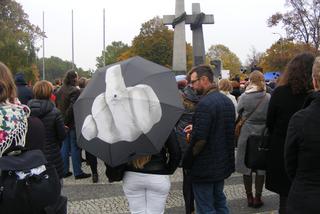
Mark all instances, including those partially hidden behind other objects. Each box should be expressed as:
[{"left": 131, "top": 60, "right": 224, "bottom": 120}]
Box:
[{"left": 242, "top": 94, "right": 266, "bottom": 124}]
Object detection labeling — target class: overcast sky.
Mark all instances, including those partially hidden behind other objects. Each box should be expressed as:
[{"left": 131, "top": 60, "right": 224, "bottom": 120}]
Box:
[{"left": 17, "top": 0, "right": 286, "bottom": 70}]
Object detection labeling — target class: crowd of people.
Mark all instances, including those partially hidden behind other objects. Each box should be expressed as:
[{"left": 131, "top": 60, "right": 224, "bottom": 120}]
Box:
[
  {"left": 0, "top": 51, "right": 320, "bottom": 214},
  {"left": 176, "top": 52, "right": 320, "bottom": 214}
]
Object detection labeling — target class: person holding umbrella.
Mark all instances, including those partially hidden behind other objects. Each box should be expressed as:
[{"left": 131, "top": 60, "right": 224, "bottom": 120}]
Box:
[
  {"left": 72, "top": 56, "right": 185, "bottom": 212},
  {"left": 122, "top": 131, "right": 181, "bottom": 214},
  {"left": 73, "top": 57, "right": 184, "bottom": 168}
]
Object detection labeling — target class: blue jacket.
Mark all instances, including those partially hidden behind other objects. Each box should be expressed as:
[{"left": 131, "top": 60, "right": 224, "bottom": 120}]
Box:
[
  {"left": 183, "top": 89, "right": 235, "bottom": 183},
  {"left": 15, "top": 73, "right": 33, "bottom": 105}
]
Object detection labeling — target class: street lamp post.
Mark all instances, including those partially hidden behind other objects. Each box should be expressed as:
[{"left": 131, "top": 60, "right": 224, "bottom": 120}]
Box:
[
  {"left": 42, "top": 11, "right": 45, "bottom": 80},
  {"left": 273, "top": 32, "right": 283, "bottom": 55}
]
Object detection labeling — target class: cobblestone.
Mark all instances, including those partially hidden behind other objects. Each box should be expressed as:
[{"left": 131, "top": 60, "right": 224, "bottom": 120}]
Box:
[{"left": 63, "top": 159, "right": 278, "bottom": 214}]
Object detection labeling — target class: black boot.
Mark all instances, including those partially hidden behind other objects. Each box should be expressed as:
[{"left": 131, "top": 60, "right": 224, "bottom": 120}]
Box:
[{"left": 247, "top": 193, "right": 254, "bottom": 207}]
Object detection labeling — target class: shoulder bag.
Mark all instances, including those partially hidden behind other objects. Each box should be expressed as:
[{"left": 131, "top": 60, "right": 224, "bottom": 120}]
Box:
[
  {"left": 235, "top": 94, "right": 266, "bottom": 142},
  {"left": 245, "top": 127, "right": 269, "bottom": 170}
]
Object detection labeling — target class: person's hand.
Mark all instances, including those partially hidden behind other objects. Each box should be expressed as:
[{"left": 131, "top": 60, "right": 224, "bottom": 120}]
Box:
[
  {"left": 183, "top": 124, "right": 193, "bottom": 134},
  {"left": 82, "top": 64, "right": 162, "bottom": 143}
]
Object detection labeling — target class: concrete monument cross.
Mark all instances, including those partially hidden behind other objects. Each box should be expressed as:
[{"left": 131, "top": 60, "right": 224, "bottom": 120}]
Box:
[{"left": 163, "top": 0, "right": 214, "bottom": 73}]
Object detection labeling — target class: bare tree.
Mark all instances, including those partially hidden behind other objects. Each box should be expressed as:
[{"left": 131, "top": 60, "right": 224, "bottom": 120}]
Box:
[
  {"left": 245, "top": 46, "right": 264, "bottom": 69},
  {"left": 268, "top": 0, "right": 320, "bottom": 51}
]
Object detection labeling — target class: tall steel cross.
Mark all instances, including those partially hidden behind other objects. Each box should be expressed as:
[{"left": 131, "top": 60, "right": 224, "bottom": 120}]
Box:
[{"left": 163, "top": 1, "right": 214, "bottom": 73}]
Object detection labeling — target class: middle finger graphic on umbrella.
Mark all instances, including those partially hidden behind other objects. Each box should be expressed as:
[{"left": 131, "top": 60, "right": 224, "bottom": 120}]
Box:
[{"left": 82, "top": 64, "right": 162, "bottom": 143}]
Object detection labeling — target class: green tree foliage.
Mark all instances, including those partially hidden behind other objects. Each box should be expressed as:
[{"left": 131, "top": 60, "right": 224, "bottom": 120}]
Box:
[
  {"left": 131, "top": 17, "right": 174, "bottom": 67},
  {"left": 207, "top": 44, "right": 242, "bottom": 78},
  {"left": 259, "top": 39, "right": 317, "bottom": 72},
  {"left": 37, "top": 56, "right": 91, "bottom": 82},
  {"left": 268, "top": 0, "right": 320, "bottom": 50},
  {"left": 117, "top": 16, "right": 193, "bottom": 72},
  {"left": 96, "top": 41, "right": 129, "bottom": 68},
  {"left": 0, "top": 0, "right": 43, "bottom": 81},
  {"left": 77, "top": 68, "right": 92, "bottom": 79},
  {"left": 186, "top": 43, "right": 193, "bottom": 72}
]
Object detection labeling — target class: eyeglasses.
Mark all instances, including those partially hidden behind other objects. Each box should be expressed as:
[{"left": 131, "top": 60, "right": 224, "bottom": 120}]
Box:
[{"left": 190, "top": 78, "right": 200, "bottom": 84}]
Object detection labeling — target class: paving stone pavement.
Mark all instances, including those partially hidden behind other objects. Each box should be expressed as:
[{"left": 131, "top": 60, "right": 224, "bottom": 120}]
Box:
[{"left": 62, "top": 159, "right": 279, "bottom": 214}]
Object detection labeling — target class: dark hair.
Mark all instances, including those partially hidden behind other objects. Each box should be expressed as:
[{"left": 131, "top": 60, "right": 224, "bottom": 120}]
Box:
[
  {"left": 189, "top": 65, "right": 213, "bottom": 83},
  {"left": 63, "top": 70, "right": 78, "bottom": 86},
  {"left": 279, "top": 52, "right": 315, "bottom": 94}
]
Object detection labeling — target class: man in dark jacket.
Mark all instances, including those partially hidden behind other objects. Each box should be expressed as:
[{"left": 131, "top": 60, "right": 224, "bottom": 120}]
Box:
[
  {"left": 56, "top": 70, "right": 91, "bottom": 179},
  {"left": 183, "top": 65, "right": 235, "bottom": 214},
  {"left": 15, "top": 72, "right": 33, "bottom": 104}
]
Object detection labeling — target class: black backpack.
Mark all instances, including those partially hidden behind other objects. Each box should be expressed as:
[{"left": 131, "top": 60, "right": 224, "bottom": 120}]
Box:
[{"left": 0, "top": 149, "right": 61, "bottom": 213}]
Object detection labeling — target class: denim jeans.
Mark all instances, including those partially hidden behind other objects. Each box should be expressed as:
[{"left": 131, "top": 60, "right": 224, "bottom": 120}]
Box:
[
  {"left": 61, "top": 128, "right": 83, "bottom": 176},
  {"left": 193, "top": 180, "right": 229, "bottom": 214}
]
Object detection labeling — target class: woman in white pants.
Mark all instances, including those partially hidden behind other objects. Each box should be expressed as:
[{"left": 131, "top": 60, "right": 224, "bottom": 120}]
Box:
[{"left": 123, "top": 131, "right": 181, "bottom": 214}]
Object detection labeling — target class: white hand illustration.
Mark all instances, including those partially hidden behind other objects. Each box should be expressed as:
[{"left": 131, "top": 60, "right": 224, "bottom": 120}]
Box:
[{"left": 81, "top": 64, "right": 162, "bottom": 143}]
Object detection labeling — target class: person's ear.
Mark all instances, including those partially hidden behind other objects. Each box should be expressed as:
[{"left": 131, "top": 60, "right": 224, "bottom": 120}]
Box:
[{"left": 313, "top": 78, "right": 319, "bottom": 91}]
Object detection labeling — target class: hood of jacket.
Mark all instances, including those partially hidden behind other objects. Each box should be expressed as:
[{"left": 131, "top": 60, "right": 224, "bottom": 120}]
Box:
[
  {"left": 28, "top": 99, "right": 55, "bottom": 118},
  {"left": 182, "top": 85, "right": 201, "bottom": 103},
  {"left": 15, "top": 72, "right": 27, "bottom": 85}
]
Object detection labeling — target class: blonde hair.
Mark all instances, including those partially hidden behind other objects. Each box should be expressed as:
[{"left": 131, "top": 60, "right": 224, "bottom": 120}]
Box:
[
  {"left": 312, "top": 56, "right": 320, "bottom": 89},
  {"left": 218, "top": 79, "right": 233, "bottom": 92},
  {"left": 249, "top": 70, "right": 265, "bottom": 91},
  {"left": 0, "top": 80, "right": 8, "bottom": 103},
  {"left": 0, "top": 62, "right": 17, "bottom": 103},
  {"left": 33, "top": 80, "right": 53, "bottom": 100},
  {"left": 131, "top": 155, "right": 151, "bottom": 169}
]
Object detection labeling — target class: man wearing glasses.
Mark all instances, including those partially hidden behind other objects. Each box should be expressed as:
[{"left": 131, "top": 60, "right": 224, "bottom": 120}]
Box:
[{"left": 183, "top": 65, "right": 235, "bottom": 214}]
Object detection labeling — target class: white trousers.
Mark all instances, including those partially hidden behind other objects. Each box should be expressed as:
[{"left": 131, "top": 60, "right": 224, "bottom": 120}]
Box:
[{"left": 122, "top": 171, "right": 171, "bottom": 214}]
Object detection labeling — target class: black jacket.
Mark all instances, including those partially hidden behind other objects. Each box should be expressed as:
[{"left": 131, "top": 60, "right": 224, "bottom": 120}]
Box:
[
  {"left": 28, "top": 99, "right": 66, "bottom": 178},
  {"left": 175, "top": 86, "right": 201, "bottom": 158},
  {"left": 55, "top": 85, "right": 80, "bottom": 128},
  {"left": 126, "top": 131, "right": 181, "bottom": 175},
  {"left": 285, "top": 92, "right": 320, "bottom": 214},
  {"left": 265, "top": 85, "right": 309, "bottom": 195},
  {"left": 183, "top": 90, "right": 235, "bottom": 183},
  {"left": 25, "top": 117, "right": 45, "bottom": 151}
]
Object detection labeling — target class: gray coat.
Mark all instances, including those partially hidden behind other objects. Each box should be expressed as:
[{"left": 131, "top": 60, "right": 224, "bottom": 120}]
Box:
[{"left": 235, "top": 91, "right": 270, "bottom": 175}]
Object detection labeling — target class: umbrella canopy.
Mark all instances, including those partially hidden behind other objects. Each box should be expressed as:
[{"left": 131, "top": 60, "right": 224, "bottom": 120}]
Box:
[
  {"left": 264, "top": 71, "right": 280, "bottom": 81},
  {"left": 74, "top": 56, "right": 184, "bottom": 166}
]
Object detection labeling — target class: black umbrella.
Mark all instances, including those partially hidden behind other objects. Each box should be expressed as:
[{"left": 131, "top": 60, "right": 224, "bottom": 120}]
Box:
[{"left": 74, "top": 56, "right": 184, "bottom": 166}]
